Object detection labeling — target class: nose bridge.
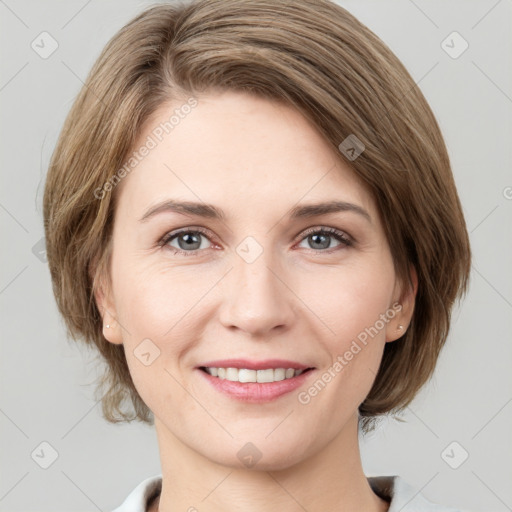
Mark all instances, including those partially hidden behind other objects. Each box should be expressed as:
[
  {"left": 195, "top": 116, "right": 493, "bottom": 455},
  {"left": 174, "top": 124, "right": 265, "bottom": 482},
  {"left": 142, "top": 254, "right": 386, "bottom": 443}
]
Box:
[
  {"left": 219, "top": 236, "right": 294, "bottom": 335},
  {"left": 236, "top": 247, "right": 278, "bottom": 296}
]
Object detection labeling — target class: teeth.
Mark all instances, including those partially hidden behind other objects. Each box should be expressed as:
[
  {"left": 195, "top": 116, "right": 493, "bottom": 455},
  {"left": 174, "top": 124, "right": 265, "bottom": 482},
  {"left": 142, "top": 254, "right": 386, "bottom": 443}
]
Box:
[
  {"left": 226, "top": 367, "right": 238, "bottom": 381},
  {"left": 274, "top": 368, "right": 285, "bottom": 381},
  {"left": 257, "top": 369, "right": 274, "bottom": 383},
  {"left": 204, "top": 367, "right": 307, "bottom": 383},
  {"left": 239, "top": 369, "right": 257, "bottom": 382}
]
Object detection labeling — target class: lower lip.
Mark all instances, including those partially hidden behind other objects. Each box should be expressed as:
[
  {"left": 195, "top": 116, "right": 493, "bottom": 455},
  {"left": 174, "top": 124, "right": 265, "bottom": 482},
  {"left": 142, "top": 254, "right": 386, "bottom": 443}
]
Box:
[{"left": 196, "top": 368, "right": 315, "bottom": 403}]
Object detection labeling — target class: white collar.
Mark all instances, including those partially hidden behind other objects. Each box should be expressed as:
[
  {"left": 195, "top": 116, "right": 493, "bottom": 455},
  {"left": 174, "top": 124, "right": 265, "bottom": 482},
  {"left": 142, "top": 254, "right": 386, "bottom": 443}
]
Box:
[{"left": 112, "top": 474, "right": 461, "bottom": 511}]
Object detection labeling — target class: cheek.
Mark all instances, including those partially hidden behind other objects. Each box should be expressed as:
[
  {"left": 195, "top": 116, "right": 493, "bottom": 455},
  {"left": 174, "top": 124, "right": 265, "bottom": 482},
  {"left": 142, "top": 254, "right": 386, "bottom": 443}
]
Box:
[
  {"left": 301, "top": 257, "right": 395, "bottom": 343},
  {"left": 112, "top": 257, "right": 203, "bottom": 335},
  {"left": 111, "top": 261, "right": 211, "bottom": 400},
  {"left": 297, "top": 257, "right": 394, "bottom": 400}
]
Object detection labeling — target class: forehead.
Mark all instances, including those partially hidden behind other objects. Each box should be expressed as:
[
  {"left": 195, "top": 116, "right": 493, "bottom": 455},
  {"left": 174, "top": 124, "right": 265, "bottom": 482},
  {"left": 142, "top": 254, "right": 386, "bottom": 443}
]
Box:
[{"left": 113, "top": 91, "right": 376, "bottom": 221}]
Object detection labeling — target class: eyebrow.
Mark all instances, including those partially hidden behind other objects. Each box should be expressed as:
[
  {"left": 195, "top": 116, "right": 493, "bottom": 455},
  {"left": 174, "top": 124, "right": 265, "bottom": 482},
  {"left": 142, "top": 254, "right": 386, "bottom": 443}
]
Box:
[{"left": 138, "top": 199, "right": 372, "bottom": 224}]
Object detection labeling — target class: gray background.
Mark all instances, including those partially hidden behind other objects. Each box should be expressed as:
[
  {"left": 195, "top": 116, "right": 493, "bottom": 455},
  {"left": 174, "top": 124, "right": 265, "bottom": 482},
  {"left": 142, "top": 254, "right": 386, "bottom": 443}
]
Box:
[{"left": 1, "top": 0, "right": 511, "bottom": 511}]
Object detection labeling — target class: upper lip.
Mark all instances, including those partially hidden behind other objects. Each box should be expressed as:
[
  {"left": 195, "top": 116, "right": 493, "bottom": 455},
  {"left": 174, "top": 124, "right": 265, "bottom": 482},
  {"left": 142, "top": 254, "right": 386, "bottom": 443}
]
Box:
[{"left": 197, "top": 359, "right": 314, "bottom": 371}]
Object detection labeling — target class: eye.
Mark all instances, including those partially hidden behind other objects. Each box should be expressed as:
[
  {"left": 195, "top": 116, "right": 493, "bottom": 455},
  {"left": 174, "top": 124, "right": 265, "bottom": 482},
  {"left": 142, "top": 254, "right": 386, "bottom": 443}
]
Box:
[
  {"left": 159, "top": 227, "right": 213, "bottom": 256},
  {"left": 158, "top": 225, "right": 353, "bottom": 257},
  {"left": 296, "top": 226, "right": 352, "bottom": 252}
]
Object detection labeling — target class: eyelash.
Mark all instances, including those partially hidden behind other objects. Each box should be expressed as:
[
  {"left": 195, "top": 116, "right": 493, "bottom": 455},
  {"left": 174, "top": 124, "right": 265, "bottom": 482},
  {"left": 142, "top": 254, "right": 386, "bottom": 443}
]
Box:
[{"left": 158, "top": 226, "right": 353, "bottom": 257}]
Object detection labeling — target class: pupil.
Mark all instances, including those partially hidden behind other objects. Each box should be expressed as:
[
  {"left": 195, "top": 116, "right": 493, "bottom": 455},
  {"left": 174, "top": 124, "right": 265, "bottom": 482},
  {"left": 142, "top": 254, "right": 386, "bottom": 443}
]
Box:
[
  {"left": 180, "top": 233, "right": 200, "bottom": 250},
  {"left": 311, "top": 233, "right": 329, "bottom": 249}
]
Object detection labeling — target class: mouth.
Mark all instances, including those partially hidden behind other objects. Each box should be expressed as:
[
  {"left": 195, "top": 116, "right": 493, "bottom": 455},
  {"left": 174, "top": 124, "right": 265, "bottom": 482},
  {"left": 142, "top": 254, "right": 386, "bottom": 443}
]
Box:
[
  {"left": 195, "top": 360, "right": 317, "bottom": 403},
  {"left": 198, "top": 366, "right": 315, "bottom": 383}
]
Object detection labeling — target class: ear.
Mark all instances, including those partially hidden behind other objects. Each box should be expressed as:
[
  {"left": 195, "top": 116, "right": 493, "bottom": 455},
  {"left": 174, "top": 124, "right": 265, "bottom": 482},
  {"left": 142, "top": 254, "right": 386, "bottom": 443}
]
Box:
[
  {"left": 385, "top": 264, "right": 418, "bottom": 343},
  {"left": 92, "top": 264, "right": 123, "bottom": 346}
]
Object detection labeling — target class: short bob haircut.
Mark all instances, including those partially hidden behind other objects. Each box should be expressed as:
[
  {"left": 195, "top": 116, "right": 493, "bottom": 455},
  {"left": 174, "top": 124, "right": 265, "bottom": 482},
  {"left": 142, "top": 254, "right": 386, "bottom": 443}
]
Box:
[{"left": 43, "top": 0, "right": 471, "bottom": 432}]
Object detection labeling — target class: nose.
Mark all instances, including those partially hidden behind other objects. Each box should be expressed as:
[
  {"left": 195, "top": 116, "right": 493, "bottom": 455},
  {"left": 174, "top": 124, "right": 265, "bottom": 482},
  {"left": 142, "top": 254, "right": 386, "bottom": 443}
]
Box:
[{"left": 218, "top": 247, "right": 296, "bottom": 338}]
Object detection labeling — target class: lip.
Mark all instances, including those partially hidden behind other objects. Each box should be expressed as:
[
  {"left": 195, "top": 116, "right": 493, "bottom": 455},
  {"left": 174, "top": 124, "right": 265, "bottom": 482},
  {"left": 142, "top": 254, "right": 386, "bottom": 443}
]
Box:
[
  {"left": 196, "top": 366, "right": 316, "bottom": 403},
  {"left": 196, "top": 359, "right": 313, "bottom": 371}
]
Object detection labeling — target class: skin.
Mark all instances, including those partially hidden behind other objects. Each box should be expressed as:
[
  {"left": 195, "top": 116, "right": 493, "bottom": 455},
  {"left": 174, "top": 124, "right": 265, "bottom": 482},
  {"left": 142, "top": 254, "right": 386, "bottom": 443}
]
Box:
[{"left": 96, "top": 90, "right": 417, "bottom": 512}]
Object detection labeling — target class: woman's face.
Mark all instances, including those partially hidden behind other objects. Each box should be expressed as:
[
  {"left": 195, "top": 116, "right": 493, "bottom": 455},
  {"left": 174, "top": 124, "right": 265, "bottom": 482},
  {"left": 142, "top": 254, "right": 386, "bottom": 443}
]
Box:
[{"left": 99, "top": 90, "right": 413, "bottom": 470}]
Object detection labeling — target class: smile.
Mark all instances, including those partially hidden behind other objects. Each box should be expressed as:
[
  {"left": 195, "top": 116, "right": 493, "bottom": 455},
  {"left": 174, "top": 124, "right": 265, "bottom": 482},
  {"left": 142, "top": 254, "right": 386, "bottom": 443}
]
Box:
[
  {"left": 197, "top": 366, "right": 315, "bottom": 403},
  {"left": 201, "top": 366, "right": 309, "bottom": 383}
]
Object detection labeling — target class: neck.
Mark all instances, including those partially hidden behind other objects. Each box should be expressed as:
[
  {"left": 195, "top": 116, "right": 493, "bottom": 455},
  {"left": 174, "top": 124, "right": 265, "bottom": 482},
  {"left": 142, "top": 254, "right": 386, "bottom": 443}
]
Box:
[{"left": 151, "top": 413, "right": 389, "bottom": 512}]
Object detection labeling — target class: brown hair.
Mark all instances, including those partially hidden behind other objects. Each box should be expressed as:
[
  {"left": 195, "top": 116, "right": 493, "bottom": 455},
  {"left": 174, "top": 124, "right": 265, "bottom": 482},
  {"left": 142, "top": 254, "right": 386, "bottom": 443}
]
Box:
[{"left": 43, "top": 0, "right": 471, "bottom": 432}]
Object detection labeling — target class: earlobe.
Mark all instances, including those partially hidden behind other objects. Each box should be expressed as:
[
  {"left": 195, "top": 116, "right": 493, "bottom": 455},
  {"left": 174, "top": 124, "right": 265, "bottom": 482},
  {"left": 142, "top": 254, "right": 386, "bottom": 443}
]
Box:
[
  {"left": 93, "top": 274, "right": 123, "bottom": 345},
  {"left": 386, "top": 264, "right": 418, "bottom": 343},
  {"left": 102, "top": 318, "right": 123, "bottom": 345},
  {"left": 385, "top": 315, "right": 407, "bottom": 343}
]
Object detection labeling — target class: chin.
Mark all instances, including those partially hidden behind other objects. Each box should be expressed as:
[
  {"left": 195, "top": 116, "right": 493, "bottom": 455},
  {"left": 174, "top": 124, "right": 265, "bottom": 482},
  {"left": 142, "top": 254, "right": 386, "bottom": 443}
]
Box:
[{"left": 208, "top": 435, "right": 313, "bottom": 473}]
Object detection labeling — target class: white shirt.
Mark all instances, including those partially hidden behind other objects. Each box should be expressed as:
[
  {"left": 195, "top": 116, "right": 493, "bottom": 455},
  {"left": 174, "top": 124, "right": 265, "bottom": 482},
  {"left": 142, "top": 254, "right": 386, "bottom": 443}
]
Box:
[{"left": 111, "top": 474, "right": 463, "bottom": 511}]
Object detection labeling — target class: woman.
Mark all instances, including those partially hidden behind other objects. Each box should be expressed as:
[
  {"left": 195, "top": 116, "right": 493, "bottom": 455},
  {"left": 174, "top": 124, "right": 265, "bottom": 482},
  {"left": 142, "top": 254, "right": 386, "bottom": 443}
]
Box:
[{"left": 43, "top": 0, "right": 471, "bottom": 510}]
